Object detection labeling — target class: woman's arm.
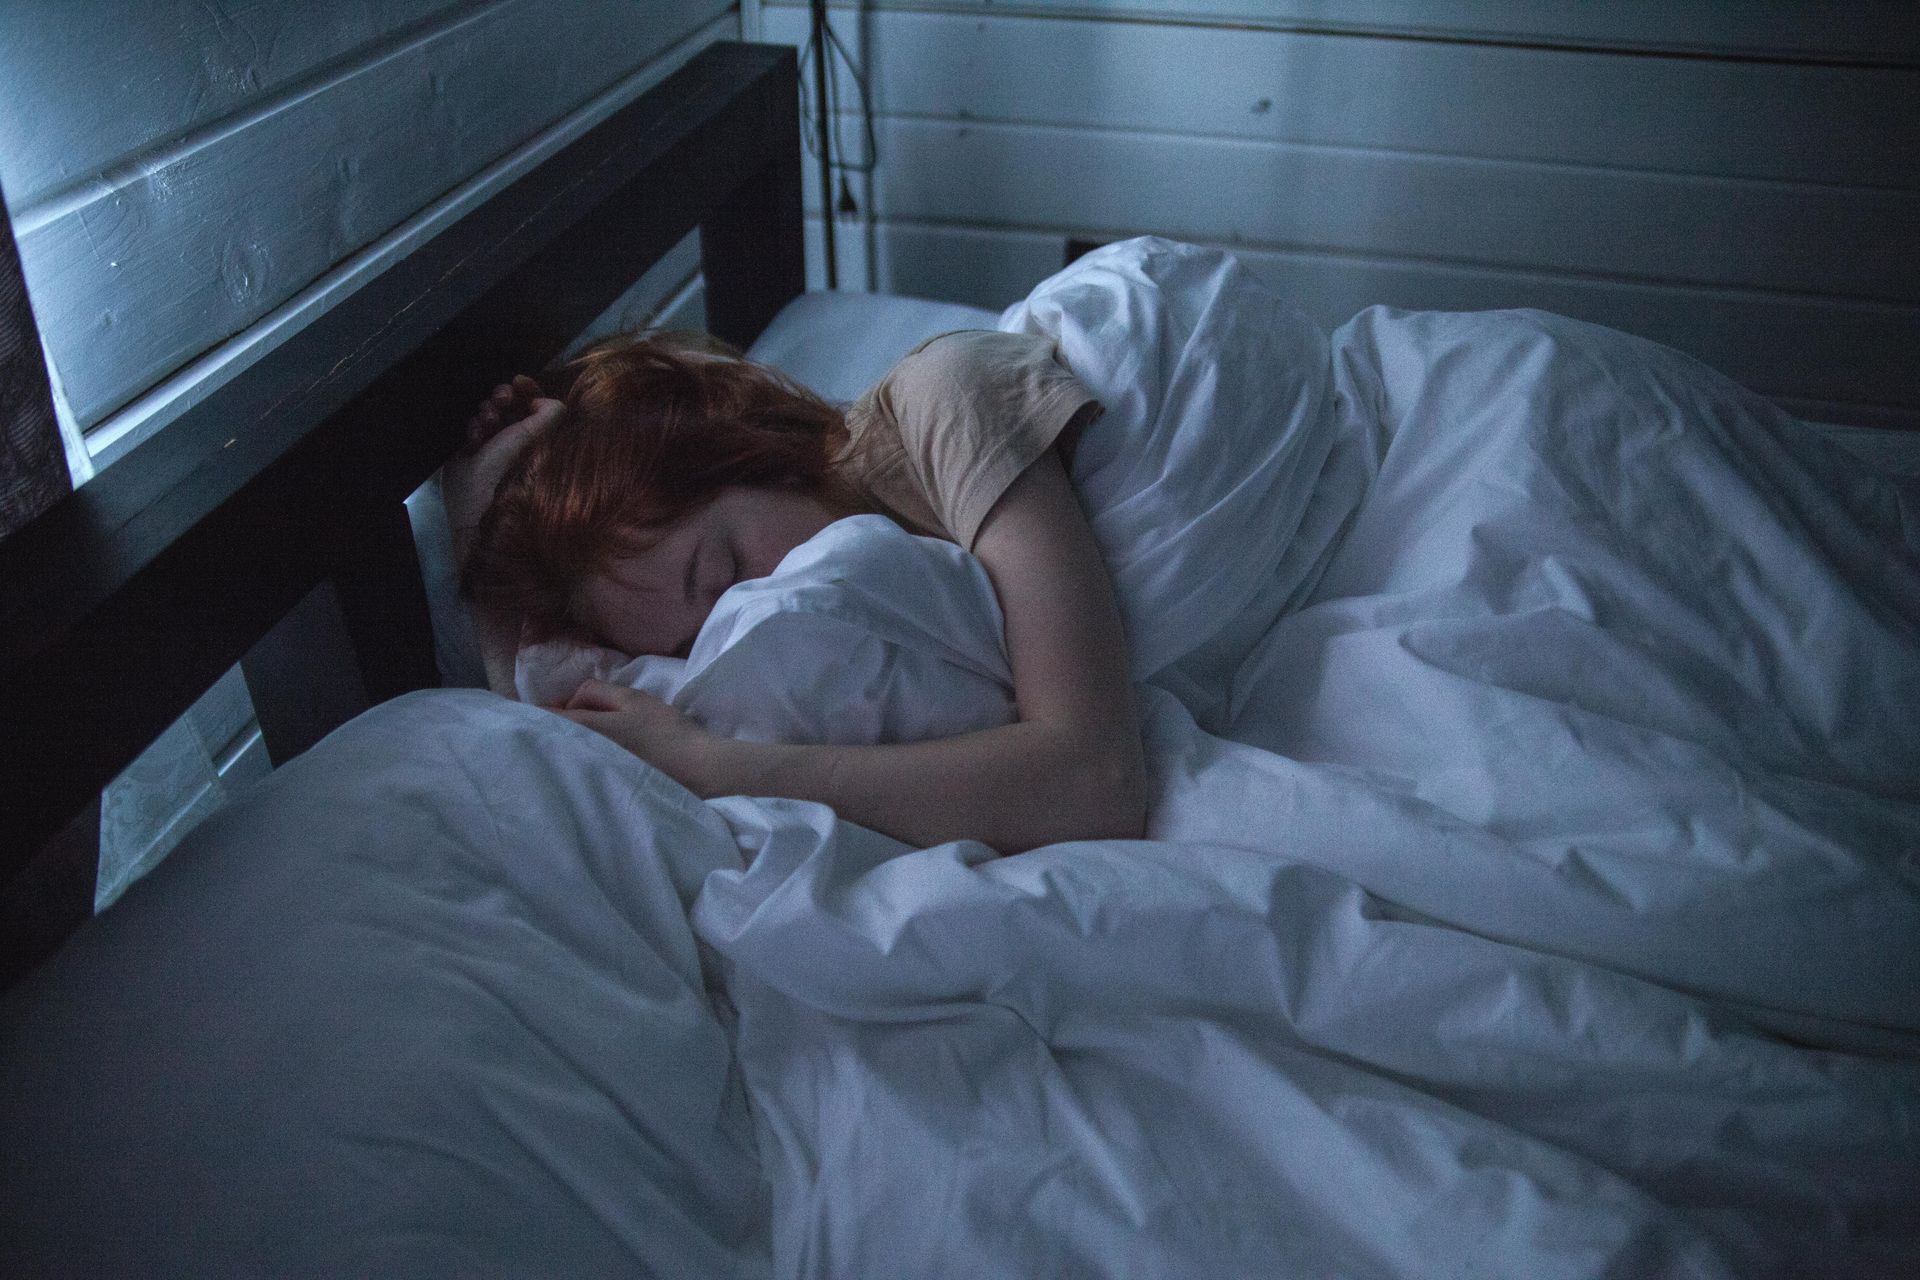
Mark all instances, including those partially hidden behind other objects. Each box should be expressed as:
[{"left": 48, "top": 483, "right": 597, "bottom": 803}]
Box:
[
  {"left": 562, "top": 446, "right": 1148, "bottom": 853},
  {"left": 442, "top": 376, "right": 563, "bottom": 699},
  {"left": 465, "top": 600, "right": 524, "bottom": 701}
]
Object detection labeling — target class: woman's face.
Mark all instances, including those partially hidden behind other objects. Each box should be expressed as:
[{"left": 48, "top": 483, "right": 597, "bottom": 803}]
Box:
[{"left": 578, "top": 486, "right": 840, "bottom": 658}]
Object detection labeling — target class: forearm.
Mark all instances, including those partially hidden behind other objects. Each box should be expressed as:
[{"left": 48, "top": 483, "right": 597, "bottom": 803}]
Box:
[
  {"left": 687, "top": 447, "right": 1147, "bottom": 854},
  {"left": 474, "top": 604, "right": 521, "bottom": 699},
  {"left": 450, "top": 520, "right": 522, "bottom": 700},
  {"left": 444, "top": 384, "right": 564, "bottom": 701},
  {"left": 690, "top": 719, "right": 1147, "bottom": 854},
  {"left": 560, "top": 447, "right": 1148, "bottom": 852}
]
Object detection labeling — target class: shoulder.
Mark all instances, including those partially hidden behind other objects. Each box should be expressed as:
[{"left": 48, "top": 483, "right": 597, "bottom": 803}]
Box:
[
  {"left": 872, "top": 330, "right": 1079, "bottom": 415},
  {"left": 893, "top": 329, "right": 1063, "bottom": 383}
]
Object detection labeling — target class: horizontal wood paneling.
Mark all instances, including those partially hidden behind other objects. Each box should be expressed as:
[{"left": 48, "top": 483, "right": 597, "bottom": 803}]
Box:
[
  {"left": 0, "top": 0, "right": 470, "bottom": 211},
  {"left": 868, "top": 220, "right": 1054, "bottom": 310},
  {"left": 764, "top": 4, "right": 1920, "bottom": 427},
  {"left": 767, "top": 9, "right": 1920, "bottom": 188},
  {"left": 805, "top": 116, "right": 1917, "bottom": 303},
  {"left": 11, "top": 0, "right": 733, "bottom": 430},
  {"left": 85, "top": 11, "right": 739, "bottom": 469},
  {"left": 867, "top": 220, "right": 1920, "bottom": 423},
  {"left": 767, "top": 0, "right": 1920, "bottom": 65},
  {"left": 0, "top": 38, "right": 807, "bottom": 873}
]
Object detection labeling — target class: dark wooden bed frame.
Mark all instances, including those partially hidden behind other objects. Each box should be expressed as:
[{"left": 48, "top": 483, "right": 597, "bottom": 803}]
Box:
[{"left": 0, "top": 41, "right": 804, "bottom": 986}]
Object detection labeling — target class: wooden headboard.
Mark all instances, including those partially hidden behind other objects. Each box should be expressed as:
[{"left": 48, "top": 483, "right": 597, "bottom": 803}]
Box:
[{"left": 0, "top": 41, "right": 803, "bottom": 981}]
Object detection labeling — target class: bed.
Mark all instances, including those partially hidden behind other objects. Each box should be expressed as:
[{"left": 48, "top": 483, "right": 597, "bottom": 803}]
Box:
[{"left": 4, "top": 39, "right": 1918, "bottom": 1280}]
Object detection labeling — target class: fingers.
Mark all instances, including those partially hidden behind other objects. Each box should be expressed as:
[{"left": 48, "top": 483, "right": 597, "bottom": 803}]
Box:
[
  {"left": 463, "top": 383, "right": 511, "bottom": 451},
  {"left": 509, "top": 397, "right": 566, "bottom": 438},
  {"left": 554, "top": 709, "right": 621, "bottom": 749},
  {"left": 564, "top": 678, "right": 645, "bottom": 712},
  {"left": 463, "top": 377, "right": 553, "bottom": 452}
]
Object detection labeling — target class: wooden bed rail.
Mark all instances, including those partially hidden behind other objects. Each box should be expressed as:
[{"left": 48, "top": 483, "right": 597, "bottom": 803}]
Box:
[{"left": 0, "top": 41, "right": 803, "bottom": 970}]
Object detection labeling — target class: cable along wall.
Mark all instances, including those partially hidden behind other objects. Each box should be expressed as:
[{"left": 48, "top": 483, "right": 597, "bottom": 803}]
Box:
[{"left": 757, "top": 0, "right": 1920, "bottom": 429}]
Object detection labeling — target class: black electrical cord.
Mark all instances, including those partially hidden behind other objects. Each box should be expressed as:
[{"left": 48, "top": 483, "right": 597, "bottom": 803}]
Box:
[
  {"left": 808, "top": 0, "right": 836, "bottom": 288},
  {"left": 800, "top": 5, "right": 879, "bottom": 288}
]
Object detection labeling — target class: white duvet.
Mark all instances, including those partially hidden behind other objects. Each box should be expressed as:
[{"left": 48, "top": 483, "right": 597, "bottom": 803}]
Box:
[
  {"left": 681, "top": 253, "right": 1920, "bottom": 1276},
  {"left": 7, "top": 241, "right": 1917, "bottom": 1278}
]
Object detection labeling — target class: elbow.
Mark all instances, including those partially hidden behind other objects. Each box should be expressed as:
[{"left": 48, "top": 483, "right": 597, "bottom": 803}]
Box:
[
  {"left": 1108, "top": 755, "right": 1152, "bottom": 841},
  {"left": 1069, "top": 738, "right": 1151, "bottom": 844},
  {"left": 994, "top": 729, "right": 1150, "bottom": 855}
]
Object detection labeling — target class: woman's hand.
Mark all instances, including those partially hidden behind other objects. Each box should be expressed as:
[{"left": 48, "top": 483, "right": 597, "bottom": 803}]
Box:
[
  {"left": 557, "top": 680, "right": 721, "bottom": 795},
  {"left": 444, "top": 374, "right": 564, "bottom": 565},
  {"left": 548, "top": 447, "right": 1146, "bottom": 853}
]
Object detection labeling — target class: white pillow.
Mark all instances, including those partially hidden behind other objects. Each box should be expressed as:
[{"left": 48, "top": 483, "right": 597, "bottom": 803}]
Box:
[
  {"left": 519, "top": 515, "right": 1017, "bottom": 746},
  {"left": 747, "top": 291, "right": 1003, "bottom": 404},
  {"left": 0, "top": 692, "right": 765, "bottom": 1276}
]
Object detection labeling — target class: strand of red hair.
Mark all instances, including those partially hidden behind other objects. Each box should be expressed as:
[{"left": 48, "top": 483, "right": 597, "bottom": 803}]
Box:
[{"left": 462, "top": 330, "right": 865, "bottom": 640}]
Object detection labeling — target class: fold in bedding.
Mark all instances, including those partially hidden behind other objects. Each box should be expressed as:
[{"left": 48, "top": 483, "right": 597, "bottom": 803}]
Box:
[
  {"left": 527, "top": 242, "right": 1918, "bottom": 1277},
  {"left": 695, "top": 797, "right": 1913, "bottom": 1280},
  {"left": 682, "top": 258, "right": 1919, "bottom": 1277},
  {"left": 7, "top": 241, "right": 1916, "bottom": 1278}
]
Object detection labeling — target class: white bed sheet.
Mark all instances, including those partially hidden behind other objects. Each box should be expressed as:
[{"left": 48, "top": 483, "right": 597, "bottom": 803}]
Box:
[
  {"left": 1, "top": 694, "right": 771, "bottom": 1277},
  {"left": 11, "top": 260, "right": 1918, "bottom": 1277},
  {"left": 22, "top": 687, "right": 1912, "bottom": 1277}
]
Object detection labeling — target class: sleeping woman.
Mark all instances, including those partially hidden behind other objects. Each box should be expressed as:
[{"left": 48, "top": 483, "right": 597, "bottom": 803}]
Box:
[{"left": 444, "top": 330, "right": 1146, "bottom": 855}]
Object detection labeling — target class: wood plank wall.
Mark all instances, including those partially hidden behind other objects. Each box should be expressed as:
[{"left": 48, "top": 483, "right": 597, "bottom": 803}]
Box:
[
  {"left": 0, "top": 0, "right": 739, "bottom": 466},
  {"left": 758, "top": 0, "right": 1920, "bottom": 429},
  {"left": 0, "top": 1, "right": 741, "bottom": 905}
]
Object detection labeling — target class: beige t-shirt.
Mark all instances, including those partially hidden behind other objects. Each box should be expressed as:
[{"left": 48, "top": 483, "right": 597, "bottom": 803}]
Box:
[{"left": 837, "top": 330, "right": 1104, "bottom": 551}]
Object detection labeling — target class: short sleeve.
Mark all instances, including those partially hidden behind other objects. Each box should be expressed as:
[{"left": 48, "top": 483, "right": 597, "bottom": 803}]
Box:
[{"left": 867, "top": 330, "right": 1103, "bottom": 550}]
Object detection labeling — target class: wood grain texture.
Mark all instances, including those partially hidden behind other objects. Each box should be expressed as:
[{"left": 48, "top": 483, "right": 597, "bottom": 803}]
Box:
[
  {"left": 764, "top": 5, "right": 1920, "bottom": 425},
  {"left": 766, "top": 8, "right": 1920, "bottom": 189},
  {"left": 0, "top": 40, "right": 805, "bottom": 880},
  {"left": 79, "top": 11, "right": 739, "bottom": 470},
  {"left": 11, "top": 0, "right": 733, "bottom": 429},
  {"left": 812, "top": 116, "right": 1918, "bottom": 303},
  {"left": 0, "top": 0, "right": 470, "bottom": 210},
  {"left": 867, "top": 219, "right": 1920, "bottom": 424},
  {"left": 766, "top": 0, "right": 1920, "bottom": 65}
]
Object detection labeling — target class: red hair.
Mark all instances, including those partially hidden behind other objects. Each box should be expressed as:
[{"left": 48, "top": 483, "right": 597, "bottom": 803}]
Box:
[{"left": 462, "top": 330, "right": 860, "bottom": 639}]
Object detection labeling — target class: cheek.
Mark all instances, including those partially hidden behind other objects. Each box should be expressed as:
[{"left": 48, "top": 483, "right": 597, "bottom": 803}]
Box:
[
  {"left": 733, "top": 532, "right": 773, "bottom": 582},
  {"left": 581, "top": 577, "right": 715, "bottom": 658},
  {"left": 591, "top": 611, "right": 649, "bottom": 657},
  {"left": 734, "top": 518, "right": 806, "bottom": 581},
  {"left": 580, "top": 577, "right": 656, "bottom": 654}
]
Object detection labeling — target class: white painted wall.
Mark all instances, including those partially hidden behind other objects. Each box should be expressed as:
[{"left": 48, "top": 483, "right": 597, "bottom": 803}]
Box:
[{"left": 758, "top": 0, "right": 1920, "bottom": 428}]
